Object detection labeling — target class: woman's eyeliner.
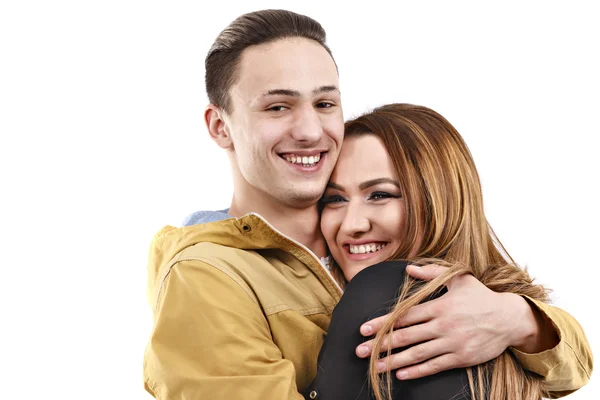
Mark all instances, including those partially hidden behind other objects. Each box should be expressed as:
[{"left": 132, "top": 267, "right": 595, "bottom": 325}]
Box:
[
  {"left": 368, "top": 191, "right": 401, "bottom": 200},
  {"left": 321, "top": 195, "right": 346, "bottom": 204},
  {"left": 321, "top": 191, "right": 400, "bottom": 205}
]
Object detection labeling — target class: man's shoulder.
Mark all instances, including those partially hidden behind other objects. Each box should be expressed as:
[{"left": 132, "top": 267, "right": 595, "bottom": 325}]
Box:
[
  {"left": 181, "top": 209, "right": 232, "bottom": 226},
  {"left": 179, "top": 241, "right": 248, "bottom": 262},
  {"left": 177, "top": 242, "right": 269, "bottom": 277}
]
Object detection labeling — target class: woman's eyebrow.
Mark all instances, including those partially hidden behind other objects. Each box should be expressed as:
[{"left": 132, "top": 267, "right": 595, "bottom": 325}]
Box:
[
  {"left": 326, "top": 178, "right": 400, "bottom": 191},
  {"left": 359, "top": 178, "right": 400, "bottom": 190},
  {"left": 326, "top": 182, "right": 344, "bottom": 190}
]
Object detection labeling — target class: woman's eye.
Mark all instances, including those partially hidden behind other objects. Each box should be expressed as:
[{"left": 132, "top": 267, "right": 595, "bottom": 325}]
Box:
[
  {"left": 320, "top": 195, "right": 346, "bottom": 204},
  {"left": 369, "top": 191, "right": 399, "bottom": 200}
]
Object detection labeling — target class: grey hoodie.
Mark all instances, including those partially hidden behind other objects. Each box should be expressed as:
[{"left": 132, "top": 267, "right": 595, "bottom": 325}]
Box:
[{"left": 182, "top": 209, "right": 232, "bottom": 226}]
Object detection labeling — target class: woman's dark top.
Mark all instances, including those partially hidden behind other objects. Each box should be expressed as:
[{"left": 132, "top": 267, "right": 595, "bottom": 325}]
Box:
[{"left": 303, "top": 261, "right": 472, "bottom": 400}]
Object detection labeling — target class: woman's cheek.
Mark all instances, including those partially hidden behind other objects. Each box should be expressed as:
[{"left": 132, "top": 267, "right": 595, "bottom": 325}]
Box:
[
  {"left": 392, "top": 202, "right": 407, "bottom": 233},
  {"left": 320, "top": 209, "right": 337, "bottom": 247}
]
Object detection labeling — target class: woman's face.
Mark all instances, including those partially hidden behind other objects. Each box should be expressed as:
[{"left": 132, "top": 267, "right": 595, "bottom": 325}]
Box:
[{"left": 320, "top": 134, "right": 407, "bottom": 281}]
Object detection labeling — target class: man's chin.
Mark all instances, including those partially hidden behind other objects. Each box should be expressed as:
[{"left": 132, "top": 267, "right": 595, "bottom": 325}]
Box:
[
  {"left": 290, "top": 193, "right": 323, "bottom": 207},
  {"left": 282, "top": 187, "right": 325, "bottom": 208}
]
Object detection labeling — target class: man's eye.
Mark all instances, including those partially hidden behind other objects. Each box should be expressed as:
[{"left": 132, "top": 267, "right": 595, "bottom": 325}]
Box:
[
  {"left": 316, "top": 102, "right": 334, "bottom": 109},
  {"left": 267, "top": 105, "right": 287, "bottom": 112},
  {"left": 320, "top": 195, "right": 346, "bottom": 204}
]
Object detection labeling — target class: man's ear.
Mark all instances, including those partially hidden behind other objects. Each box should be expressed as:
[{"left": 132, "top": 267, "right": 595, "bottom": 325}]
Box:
[{"left": 205, "top": 104, "right": 233, "bottom": 149}]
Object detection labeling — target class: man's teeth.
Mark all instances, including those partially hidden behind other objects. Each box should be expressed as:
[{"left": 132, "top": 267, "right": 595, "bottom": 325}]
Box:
[
  {"left": 284, "top": 153, "right": 321, "bottom": 166},
  {"left": 349, "top": 243, "right": 387, "bottom": 254}
]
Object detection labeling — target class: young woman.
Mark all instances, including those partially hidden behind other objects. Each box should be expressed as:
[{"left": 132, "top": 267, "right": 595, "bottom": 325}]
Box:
[{"left": 304, "top": 104, "right": 551, "bottom": 399}]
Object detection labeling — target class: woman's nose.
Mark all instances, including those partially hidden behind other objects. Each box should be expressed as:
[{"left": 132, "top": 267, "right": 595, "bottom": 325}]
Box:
[{"left": 340, "top": 202, "right": 371, "bottom": 236}]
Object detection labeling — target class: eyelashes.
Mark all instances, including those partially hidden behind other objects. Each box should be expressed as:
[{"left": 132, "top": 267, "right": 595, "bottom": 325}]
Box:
[
  {"left": 368, "top": 191, "right": 401, "bottom": 200},
  {"left": 320, "top": 194, "right": 345, "bottom": 204},
  {"left": 320, "top": 191, "right": 401, "bottom": 205}
]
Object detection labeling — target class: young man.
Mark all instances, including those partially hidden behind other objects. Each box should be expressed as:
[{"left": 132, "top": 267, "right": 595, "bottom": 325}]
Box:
[{"left": 144, "top": 9, "right": 592, "bottom": 399}]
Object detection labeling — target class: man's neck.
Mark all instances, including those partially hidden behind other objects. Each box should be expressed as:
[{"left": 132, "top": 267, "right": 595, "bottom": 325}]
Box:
[{"left": 228, "top": 194, "right": 327, "bottom": 258}]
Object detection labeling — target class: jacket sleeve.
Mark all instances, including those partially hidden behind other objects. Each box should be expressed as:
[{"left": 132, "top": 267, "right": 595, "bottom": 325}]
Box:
[
  {"left": 143, "top": 259, "right": 305, "bottom": 400},
  {"left": 509, "top": 297, "right": 593, "bottom": 398}
]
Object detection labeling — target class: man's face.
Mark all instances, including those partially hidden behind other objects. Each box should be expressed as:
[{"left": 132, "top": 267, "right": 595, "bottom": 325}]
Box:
[{"left": 223, "top": 38, "right": 344, "bottom": 208}]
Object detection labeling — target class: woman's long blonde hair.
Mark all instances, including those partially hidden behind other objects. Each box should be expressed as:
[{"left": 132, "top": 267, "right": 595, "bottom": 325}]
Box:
[{"left": 333, "top": 104, "right": 549, "bottom": 400}]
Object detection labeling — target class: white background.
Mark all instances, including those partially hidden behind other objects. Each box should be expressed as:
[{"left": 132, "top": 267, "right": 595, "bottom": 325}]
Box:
[{"left": 0, "top": 1, "right": 597, "bottom": 399}]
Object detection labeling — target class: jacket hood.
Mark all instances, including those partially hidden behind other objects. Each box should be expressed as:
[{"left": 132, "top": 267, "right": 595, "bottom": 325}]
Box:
[{"left": 147, "top": 212, "right": 311, "bottom": 304}]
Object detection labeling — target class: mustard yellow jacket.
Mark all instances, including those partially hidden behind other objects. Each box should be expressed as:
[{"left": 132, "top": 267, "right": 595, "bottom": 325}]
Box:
[{"left": 143, "top": 213, "right": 592, "bottom": 399}]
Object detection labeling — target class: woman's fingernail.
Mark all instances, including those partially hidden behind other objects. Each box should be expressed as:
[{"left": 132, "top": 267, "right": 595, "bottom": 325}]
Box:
[
  {"left": 361, "top": 324, "right": 372, "bottom": 335},
  {"left": 357, "top": 345, "right": 369, "bottom": 357}
]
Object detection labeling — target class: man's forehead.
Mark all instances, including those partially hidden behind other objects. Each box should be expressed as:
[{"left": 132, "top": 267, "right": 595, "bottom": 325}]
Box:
[{"left": 232, "top": 38, "right": 339, "bottom": 101}]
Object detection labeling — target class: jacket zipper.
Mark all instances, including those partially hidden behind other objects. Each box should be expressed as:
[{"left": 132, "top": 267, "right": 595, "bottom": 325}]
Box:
[{"left": 249, "top": 212, "right": 343, "bottom": 295}]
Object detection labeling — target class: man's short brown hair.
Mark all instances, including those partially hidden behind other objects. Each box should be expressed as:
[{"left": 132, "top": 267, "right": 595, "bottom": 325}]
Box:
[{"left": 205, "top": 9, "right": 335, "bottom": 113}]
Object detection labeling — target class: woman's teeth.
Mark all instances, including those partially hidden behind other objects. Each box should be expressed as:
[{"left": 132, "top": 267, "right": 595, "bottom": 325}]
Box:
[
  {"left": 348, "top": 243, "right": 387, "bottom": 254},
  {"left": 284, "top": 153, "right": 321, "bottom": 167}
]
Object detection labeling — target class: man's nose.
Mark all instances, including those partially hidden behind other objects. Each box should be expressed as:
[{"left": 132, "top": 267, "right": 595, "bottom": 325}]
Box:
[{"left": 291, "top": 105, "right": 323, "bottom": 143}]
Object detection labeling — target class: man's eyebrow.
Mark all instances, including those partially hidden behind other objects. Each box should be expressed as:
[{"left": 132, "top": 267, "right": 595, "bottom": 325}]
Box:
[
  {"left": 359, "top": 178, "right": 400, "bottom": 190},
  {"left": 313, "top": 85, "right": 340, "bottom": 95},
  {"left": 260, "top": 85, "right": 340, "bottom": 99},
  {"left": 260, "top": 89, "right": 301, "bottom": 98}
]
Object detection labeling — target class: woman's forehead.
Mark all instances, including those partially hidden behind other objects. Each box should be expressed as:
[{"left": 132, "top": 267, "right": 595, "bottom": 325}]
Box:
[{"left": 331, "top": 135, "right": 398, "bottom": 186}]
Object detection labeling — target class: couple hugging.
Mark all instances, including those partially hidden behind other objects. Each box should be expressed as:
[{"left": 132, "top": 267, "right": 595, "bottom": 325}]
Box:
[{"left": 143, "top": 9, "right": 592, "bottom": 400}]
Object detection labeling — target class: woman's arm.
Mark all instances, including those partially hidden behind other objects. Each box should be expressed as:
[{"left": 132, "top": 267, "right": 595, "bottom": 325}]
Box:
[
  {"left": 356, "top": 264, "right": 592, "bottom": 397},
  {"left": 305, "top": 261, "right": 471, "bottom": 400}
]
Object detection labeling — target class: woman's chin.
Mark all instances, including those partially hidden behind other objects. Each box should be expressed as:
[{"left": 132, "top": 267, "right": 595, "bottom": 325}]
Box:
[{"left": 341, "top": 256, "right": 388, "bottom": 281}]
